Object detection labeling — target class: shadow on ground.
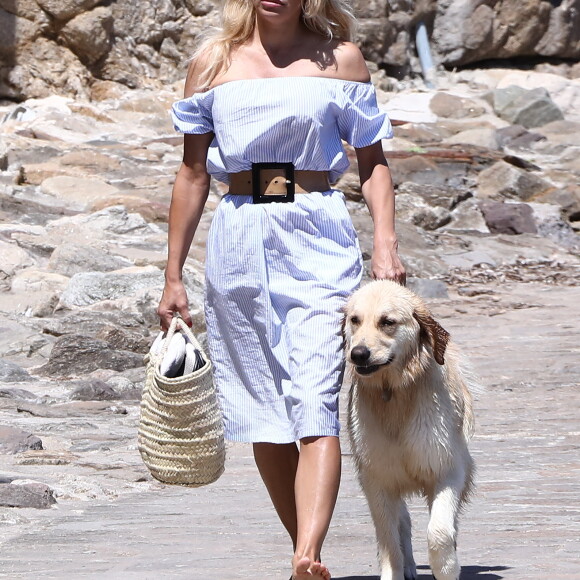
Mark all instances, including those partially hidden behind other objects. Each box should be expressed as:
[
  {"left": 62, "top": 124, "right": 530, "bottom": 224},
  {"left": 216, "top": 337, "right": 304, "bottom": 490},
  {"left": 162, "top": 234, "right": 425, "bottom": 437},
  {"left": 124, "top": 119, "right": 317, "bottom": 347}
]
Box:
[{"left": 335, "top": 564, "right": 510, "bottom": 580}]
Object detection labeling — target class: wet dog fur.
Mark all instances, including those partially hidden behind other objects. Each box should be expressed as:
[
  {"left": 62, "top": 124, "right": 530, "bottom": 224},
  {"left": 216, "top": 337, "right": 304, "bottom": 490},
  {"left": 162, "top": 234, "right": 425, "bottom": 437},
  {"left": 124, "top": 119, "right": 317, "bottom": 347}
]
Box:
[{"left": 343, "top": 280, "right": 476, "bottom": 580}]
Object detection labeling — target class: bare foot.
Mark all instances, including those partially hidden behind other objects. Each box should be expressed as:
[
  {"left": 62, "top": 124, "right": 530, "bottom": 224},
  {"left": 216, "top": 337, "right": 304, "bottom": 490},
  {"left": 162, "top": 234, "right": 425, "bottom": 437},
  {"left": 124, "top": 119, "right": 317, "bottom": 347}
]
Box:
[{"left": 292, "top": 557, "right": 331, "bottom": 580}]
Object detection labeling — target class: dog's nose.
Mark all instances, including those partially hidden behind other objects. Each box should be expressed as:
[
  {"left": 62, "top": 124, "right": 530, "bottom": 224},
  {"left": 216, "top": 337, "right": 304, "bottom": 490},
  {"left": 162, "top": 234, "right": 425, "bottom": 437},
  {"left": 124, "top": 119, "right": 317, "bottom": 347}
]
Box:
[{"left": 350, "top": 345, "right": 371, "bottom": 365}]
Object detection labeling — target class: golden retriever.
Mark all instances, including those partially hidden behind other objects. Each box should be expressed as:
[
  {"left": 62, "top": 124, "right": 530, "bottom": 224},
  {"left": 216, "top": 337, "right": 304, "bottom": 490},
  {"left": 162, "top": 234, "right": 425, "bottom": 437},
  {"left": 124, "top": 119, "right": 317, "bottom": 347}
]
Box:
[{"left": 343, "top": 280, "right": 476, "bottom": 580}]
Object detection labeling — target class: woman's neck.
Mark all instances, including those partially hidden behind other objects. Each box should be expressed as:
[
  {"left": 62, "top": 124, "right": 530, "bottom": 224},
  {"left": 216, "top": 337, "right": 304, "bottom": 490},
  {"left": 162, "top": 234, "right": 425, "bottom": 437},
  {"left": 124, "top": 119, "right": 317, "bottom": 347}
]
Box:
[{"left": 252, "top": 17, "right": 308, "bottom": 55}]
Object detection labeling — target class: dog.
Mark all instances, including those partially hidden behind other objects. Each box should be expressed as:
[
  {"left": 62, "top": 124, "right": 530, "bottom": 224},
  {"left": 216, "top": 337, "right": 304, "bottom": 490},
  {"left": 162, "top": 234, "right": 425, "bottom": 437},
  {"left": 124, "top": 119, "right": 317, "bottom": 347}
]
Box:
[{"left": 343, "top": 280, "right": 476, "bottom": 580}]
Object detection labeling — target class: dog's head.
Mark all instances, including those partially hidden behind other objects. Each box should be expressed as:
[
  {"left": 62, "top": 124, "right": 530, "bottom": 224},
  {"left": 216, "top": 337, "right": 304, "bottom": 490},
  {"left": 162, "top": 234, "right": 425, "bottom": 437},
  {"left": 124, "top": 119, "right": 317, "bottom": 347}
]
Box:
[{"left": 343, "top": 280, "right": 450, "bottom": 386}]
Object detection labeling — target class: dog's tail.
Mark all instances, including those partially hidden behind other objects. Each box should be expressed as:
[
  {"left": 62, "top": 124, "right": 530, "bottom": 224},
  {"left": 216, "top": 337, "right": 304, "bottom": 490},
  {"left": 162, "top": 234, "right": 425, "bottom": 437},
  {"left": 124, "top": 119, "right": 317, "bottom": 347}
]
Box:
[{"left": 458, "top": 356, "right": 484, "bottom": 441}]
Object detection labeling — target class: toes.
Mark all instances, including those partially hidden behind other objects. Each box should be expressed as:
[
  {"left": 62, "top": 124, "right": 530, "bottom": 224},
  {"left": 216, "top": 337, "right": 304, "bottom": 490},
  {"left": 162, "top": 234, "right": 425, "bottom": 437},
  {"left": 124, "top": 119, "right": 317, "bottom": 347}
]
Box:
[{"left": 310, "top": 561, "right": 331, "bottom": 580}]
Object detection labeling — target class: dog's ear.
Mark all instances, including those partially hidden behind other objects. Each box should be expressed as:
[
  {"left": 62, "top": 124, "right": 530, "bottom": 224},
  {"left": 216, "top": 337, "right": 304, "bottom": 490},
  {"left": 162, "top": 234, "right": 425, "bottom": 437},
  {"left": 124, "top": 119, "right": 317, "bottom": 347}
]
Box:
[{"left": 413, "top": 308, "right": 450, "bottom": 365}]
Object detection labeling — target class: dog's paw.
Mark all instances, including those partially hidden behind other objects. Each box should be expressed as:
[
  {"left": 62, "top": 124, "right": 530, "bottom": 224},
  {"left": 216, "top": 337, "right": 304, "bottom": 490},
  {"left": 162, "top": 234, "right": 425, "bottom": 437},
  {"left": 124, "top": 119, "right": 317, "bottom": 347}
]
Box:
[{"left": 403, "top": 551, "right": 417, "bottom": 580}]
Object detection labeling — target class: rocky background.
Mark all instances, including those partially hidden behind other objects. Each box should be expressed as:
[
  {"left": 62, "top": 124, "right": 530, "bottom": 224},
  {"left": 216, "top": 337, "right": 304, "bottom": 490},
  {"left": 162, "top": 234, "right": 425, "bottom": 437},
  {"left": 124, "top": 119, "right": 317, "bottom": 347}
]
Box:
[
  {"left": 1, "top": 0, "right": 580, "bottom": 100},
  {"left": 0, "top": 0, "right": 579, "bottom": 571}
]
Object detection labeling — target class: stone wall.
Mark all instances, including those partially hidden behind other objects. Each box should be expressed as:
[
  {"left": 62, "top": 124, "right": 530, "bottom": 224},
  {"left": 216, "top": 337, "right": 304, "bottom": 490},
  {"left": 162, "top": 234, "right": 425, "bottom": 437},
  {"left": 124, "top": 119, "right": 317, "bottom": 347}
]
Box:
[{"left": 1, "top": 0, "right": 579, "bottom": 100}]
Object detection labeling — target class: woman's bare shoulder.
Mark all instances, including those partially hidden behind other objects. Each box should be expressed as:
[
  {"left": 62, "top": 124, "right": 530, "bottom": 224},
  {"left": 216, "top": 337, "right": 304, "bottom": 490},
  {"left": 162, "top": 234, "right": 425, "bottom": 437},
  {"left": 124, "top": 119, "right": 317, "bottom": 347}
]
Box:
[
  {"left": 183, "top": 50, "right": 213, "bottom": 97},
  {"left": 332, "top": 41, "right": 371, "bottom": 83}
]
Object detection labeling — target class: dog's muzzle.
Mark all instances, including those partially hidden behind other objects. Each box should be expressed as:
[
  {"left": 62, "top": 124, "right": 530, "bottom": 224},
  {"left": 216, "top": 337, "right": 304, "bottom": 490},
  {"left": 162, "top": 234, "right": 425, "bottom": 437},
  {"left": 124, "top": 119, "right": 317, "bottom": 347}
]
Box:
[{"left": 350, "top": 346, "right": 394, "bottom": 376}]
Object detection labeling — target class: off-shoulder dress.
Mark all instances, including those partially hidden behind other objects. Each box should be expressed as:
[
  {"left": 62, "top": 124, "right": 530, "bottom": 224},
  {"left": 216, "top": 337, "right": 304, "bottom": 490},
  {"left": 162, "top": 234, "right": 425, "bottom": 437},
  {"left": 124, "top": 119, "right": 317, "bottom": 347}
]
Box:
[{"left": 172, "top": 77, "right": 393, "bottom": 443}]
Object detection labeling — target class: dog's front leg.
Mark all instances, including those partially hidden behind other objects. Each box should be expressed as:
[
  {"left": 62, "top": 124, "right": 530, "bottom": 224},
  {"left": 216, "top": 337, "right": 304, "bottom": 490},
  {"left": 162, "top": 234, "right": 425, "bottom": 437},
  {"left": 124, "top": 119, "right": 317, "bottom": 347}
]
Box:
[
  {"left": 426, "top": 468, "right": 466, "bottom": 580},
  {"left": 399, "top": 501, "right": 417, "bottom": 580},
  {"left": 360, "top": 473, "right": 406, "bottom": 580}
]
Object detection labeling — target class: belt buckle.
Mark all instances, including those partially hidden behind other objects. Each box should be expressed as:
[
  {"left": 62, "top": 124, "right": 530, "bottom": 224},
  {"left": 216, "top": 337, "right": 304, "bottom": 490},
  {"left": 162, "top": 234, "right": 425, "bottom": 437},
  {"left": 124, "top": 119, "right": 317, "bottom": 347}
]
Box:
[{"left": 252, "top": 162, "right": 295, "bottom": 204}]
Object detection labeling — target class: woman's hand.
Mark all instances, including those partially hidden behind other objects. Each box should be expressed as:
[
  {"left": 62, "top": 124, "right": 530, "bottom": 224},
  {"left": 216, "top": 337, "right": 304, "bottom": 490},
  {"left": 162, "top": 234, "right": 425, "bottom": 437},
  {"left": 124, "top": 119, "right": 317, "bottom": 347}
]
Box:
[
  {"left": 371, "top": 241, "right": 406, "bottom": 285},
  {"left": 157, "top": 280, "right": 192, "bottom": 331}
]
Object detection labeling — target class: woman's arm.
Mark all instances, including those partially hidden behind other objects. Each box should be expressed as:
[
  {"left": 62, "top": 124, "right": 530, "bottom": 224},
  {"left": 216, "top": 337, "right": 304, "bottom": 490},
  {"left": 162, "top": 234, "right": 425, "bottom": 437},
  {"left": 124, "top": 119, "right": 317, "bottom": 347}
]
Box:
[
  {"left": 356, "top": 142, "right": 406, "bottom": 284},
  {"left": 158, "top": 132, "right": 214, "bottom": 329}
]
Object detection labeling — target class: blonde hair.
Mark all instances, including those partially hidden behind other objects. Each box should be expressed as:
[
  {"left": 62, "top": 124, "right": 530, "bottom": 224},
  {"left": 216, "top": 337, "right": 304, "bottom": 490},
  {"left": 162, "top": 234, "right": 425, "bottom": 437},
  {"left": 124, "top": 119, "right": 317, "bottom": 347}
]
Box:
[{"left": 192, "top": 0, "right": 357, "bottom": 90}]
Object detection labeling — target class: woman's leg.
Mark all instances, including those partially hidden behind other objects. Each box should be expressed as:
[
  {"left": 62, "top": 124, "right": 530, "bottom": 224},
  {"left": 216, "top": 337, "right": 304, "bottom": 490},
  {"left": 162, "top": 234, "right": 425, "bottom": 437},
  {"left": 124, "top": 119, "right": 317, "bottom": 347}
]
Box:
[
  {"left": 253, "top": 442, "right": 300, "bottom": 547},
  {"left": 292, "top": 435, "right": 341, "bottom": 579},
  {"left": 254, "top": 436, "right": 340, "bottom": 579}
]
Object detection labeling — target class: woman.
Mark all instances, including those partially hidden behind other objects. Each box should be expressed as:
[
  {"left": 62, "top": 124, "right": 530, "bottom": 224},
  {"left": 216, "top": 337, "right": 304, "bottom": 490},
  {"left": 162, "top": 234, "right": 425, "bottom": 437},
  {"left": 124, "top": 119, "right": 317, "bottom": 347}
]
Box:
[{"left": 157, "top": 1, "right": 405, "bottom": 578}]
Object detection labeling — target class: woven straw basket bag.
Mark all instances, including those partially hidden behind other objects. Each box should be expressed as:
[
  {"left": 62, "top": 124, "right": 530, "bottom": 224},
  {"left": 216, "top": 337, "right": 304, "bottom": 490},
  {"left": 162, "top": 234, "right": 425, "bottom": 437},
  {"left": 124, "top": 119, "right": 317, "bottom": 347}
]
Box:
[{"left": 138, "top": 315, "right": 225, "bottom": 487}]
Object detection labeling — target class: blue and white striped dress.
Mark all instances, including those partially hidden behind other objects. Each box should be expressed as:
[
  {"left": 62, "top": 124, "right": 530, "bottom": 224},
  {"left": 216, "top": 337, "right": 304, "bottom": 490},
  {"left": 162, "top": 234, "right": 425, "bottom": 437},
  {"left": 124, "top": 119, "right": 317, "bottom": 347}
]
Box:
[{"left": 172, "top": 77, "right": 393, "bottom": 443}]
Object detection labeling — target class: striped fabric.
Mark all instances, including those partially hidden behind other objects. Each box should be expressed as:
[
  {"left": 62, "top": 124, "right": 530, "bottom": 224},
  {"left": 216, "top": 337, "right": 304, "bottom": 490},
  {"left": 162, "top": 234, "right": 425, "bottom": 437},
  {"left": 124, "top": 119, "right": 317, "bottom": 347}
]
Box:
[
  {"left": 172, "top": 76, "right": 393, "bottom": 443},
  {"left": 172, "top": 76, "right": 393, "bottom": 184}
]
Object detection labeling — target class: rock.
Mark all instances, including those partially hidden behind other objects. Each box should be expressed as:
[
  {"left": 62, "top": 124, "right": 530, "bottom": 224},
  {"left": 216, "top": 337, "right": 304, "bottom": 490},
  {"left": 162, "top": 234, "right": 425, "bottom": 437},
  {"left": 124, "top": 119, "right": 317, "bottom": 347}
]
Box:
[
  {"left": 30, "top": 293, "right": 60, "bottom": 318},
  {"left": 68, "top": 379, "right": 121, "bottom": 401},
  {"left": 495, "top": 71, "right": 580, "bottom": 124},
  {"left": 389, "top": 156, "right": 446, "bottom": 187},
  {"left": 491, "top": 85, "right": 564, "bottom": 128},
  {"left": 406, "top": 277, "right": 448, "bottom": 299},
  {"left": 536, "top": 1, "right": 580, "bottom": 59},
  {"left": 16, "top": 450, "right": 78, "bottom": 465},
  {"left": 16, "top": 400, "right": 127, "bottom": 417},
  {"left": 10, "top": 269, "right": 70, "bottom": 294},
  {"left": 35, "top": 0, "right": 101, "bottom": 22},
  {"left": 95, "top": 327, "right": 151, "bottom": 354},
  {"left": 477, "top": 160, "right": 553, "bottom": 201},
  {"left": 430, "top": 92, "right": 487, "bottom": 119},
  {"left": 0, "top": 427, "right": 43, "bottom": 454},
  {"left": 433, "top": 0, "right": 568, "bottom": 67},
  {"left": 58, "top": 267, "right": 165, "bottom": 308},
  {"left": 40, "top": 176, "right": 119, "bottom": 211},
  {"left": 443, "top": 232, "right": 573, "bottom": 271},
  {"left": 496, "top": 125, "right": 546, "bottom": 150},
  {"left": 0, "top": 359, "right": 33, "bottom": 383},
  {"left": 19, "top": 161, "right": 78, "bottom": 186},
  {"left": 440, "top": 198, "right": 489, "bottom": 234},
  {"left": 395, "top": 193, "right": 451, "bottom": 230},
  {"left": 532, "top": 185, "right": 580, "bottom": 221},
  {"left": 105, "top": 375, "right": 142, "bottom": 400},
  {"left": 0, "top": 387, "right": 37, "bottom": 400},
  {"left": 59, "top": 7, "right": 113, "bottom": 65},
  {"left": 441, "top": 249, "right": 498, "bottom": 271},
  {"left": 479, "top": 201, "right": 537, "bottom": 235},
  {"left": 528, "top": 202, "right": 580, "bottom": 249},
  {"left": 90, "top": 196, "right": 170, "bottom": 223},
  {"left": 40, "top": 310, "right": 145, "bottom": 338},
  {"left": 48, "top": 206, "right": 157, "bottom": 237},
  {"left": 534, "top": 119, "right": 580, "bottom": 149},
  {"left": 89, "top": 80, "right": 130, "bottom": 101},
  {"left": 0, "top": 481, "right": 56, "bottom": 509},
  {"left": 39, "top": 335, "right": 144, "bottom": 377},
  {"left": 47, "top": 244, "right": 132, "bottom": 277},
  {"left": 0, "top": 240, "right": 36, "bottom": 290},
  {"left": 2, "top": 37, "right": 91, "bottom": 100},
  {"left": 397, "top": 182, "right": 472, "bottom": 211},
  {"left": 383, "top": 93, "right": 437, "bottom": 124},
  {"left": 444, "top": 127, "right": 500, "bottom": 150}
]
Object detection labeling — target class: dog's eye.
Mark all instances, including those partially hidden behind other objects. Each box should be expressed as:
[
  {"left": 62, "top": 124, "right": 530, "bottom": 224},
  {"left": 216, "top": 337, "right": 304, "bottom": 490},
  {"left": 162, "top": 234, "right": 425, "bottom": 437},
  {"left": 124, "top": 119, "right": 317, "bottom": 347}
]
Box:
[
  {"left": 380, "top": 317, "right": 396, "bottom": 327},
  {"left": 350, "top": 315, "right": 360, "bottom": 325}
]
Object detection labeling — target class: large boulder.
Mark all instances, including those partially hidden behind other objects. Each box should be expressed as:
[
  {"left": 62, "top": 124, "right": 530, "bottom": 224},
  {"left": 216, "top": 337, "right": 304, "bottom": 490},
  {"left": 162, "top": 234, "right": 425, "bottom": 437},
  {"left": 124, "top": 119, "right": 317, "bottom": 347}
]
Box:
[
  {"left": 433, "top": 0, "right": 580, "bottom": 66},
  {"left": 59, "top": 7, "right": 113, "bottom": 66},
  {"left": 490, "top": 86, "right": 564, "bottom": 128},
  {"left": 40, "top": 335, "right": 144, "bottom": 377},
  {"left": 479, "top": 201, "right": 538, "bottom": 235},
  {"left": 477, "top": 161, "right": 554, "bottom": 201},
  {"left": 47, "top": 244, "right": 132, "bottom": 278}
]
